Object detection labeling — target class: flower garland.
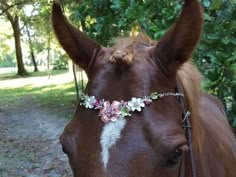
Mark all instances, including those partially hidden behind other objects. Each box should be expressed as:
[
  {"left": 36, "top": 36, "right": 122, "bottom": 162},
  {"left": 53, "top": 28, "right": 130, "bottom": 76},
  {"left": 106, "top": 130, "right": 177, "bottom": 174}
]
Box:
[{"left": 80, "top": 92, "right": 184, "bottom": 123}]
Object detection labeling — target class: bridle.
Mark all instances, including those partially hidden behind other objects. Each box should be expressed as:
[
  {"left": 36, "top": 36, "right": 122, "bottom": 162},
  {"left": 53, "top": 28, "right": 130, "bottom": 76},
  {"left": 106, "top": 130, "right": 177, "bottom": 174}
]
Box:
[
  {"left": 176, "top": 79, "right": 196, "bottom": 177},
  {"left": 77, "top": 79, "right": 196, "bottom": 177}
]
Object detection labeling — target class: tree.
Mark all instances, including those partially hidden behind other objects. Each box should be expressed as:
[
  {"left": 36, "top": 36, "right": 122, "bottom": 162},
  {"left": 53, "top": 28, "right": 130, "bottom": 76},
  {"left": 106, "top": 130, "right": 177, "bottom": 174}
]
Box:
[
  {"left": 21, "top": 0, "right": 55, "bottom": 73},
  {"left": 34, "top": 1, "right": 54, "bottom": 77},
  {"left": 195, "top": 0, "right": 236, "bottom": 127},
  {"left": 21, "top": 5, "right": 39, "bottom": 72},
  {"left": 0, "top": 1, "right": 27, "bottom": 75},
  {"left": 24, "top": 23, "right": 38, "bottom": 72}
]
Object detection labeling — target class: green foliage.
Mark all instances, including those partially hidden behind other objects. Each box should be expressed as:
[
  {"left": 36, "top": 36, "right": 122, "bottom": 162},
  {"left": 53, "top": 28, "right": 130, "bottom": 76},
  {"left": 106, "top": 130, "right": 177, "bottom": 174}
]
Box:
[
  {"left": 0, "top": 52, "right": 15, "bottom": 67},
  {"left": 66, "top": 0, "right": 182, "bottom": 45},
  {"left": 0, "top": 0, "right": 54, "bottom": 73},
  {"left": 195, "top": 0, "right": 236, "bottom": 127},
  {"left": 53, "top": 54, "right": 68, "bottom": 70},
  {"left": 66, "top": 0, "right": 236, "bottom": 128}
]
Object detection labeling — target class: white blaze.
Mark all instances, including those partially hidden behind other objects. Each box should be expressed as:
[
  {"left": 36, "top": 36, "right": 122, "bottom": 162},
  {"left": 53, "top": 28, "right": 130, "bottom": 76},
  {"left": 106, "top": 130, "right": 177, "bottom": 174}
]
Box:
[{"left": 100, "top": 118, "right": 127, "bottom": 169}]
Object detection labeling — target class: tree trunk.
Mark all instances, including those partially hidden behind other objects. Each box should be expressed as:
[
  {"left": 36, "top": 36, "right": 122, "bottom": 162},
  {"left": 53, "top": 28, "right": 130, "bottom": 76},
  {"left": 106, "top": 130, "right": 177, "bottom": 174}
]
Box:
[
  {"left": 46, "top": 34, "right": 51, "bottom": 79},
  {"left": 8, "top": 14, "right": 27, "bottom": 75},
  {"left": 26, "top": 25, "right": 38, "bottom": 72},
  {"left": 13, "top": 16, "right": 27, "bottom": 75},
  {"left": 1, "top": 2, "right": 26, "bottom": 75}
]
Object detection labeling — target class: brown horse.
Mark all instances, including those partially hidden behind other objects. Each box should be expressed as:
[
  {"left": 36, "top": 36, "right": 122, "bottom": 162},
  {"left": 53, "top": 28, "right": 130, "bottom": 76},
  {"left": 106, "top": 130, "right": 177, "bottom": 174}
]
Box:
[{"left": 52, "top": 0, "right": 236, "bottom": 176}]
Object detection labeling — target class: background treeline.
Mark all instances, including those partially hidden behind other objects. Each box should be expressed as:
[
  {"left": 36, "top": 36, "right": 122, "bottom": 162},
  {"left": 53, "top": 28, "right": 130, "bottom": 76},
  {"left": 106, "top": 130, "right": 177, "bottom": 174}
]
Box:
[{"left": 0, "top": 0, "right": 235, "bottom": 127}]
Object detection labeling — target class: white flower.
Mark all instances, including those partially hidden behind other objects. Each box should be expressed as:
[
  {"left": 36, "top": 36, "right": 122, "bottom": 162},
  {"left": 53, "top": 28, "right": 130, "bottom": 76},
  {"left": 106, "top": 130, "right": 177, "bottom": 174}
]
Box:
[
  {"left": 128, "top": 97, "right": 145, "bottom": 112},
  {"left": 84, "top": 96, "right": 97, "bottom": 109}
]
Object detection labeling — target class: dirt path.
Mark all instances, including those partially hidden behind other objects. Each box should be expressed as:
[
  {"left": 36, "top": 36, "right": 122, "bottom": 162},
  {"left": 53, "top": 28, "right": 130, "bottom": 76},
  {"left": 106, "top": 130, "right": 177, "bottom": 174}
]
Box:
[{"left": 0, "top": 78, "right": 73, "bottom": 176}]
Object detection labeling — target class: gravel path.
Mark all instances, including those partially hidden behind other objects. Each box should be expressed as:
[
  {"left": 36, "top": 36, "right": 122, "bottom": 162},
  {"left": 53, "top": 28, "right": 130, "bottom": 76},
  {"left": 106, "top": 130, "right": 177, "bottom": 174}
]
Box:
[{"left": 0, "top": 96, "right": 73, "bottom": 177}]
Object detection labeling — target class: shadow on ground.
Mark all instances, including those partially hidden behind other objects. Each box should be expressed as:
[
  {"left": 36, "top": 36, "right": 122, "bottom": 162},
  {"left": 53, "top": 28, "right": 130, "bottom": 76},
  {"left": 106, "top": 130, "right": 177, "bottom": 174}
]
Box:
[{"left": 0, "top": 71, "right": 75, "bottom": 177}]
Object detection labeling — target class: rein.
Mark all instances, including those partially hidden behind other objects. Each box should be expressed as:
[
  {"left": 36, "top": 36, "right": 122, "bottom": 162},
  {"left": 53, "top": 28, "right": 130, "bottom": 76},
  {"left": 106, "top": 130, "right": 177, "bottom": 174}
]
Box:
[{"left": 176, "top": 80, "right": 196, "bottom": 177}]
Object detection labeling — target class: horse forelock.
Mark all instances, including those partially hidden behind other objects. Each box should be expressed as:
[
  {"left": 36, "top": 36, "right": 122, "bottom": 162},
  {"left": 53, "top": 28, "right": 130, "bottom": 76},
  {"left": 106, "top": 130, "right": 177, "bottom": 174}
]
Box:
[
  {"left": 113, "top": 33, "right": 156, "bottom": 48},
  {"left": 109, "top": 33, "right": 157, "bottom": 65}
]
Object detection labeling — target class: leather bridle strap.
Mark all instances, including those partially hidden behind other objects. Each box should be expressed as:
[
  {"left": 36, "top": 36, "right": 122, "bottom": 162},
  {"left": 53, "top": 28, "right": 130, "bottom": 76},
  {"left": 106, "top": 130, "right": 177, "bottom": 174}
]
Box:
[
  {"left": 178, "top": 153, "right": 185, "bottom": 177},
  {"left": 176, "top": 79, "right": 197, "bottom": 177}
]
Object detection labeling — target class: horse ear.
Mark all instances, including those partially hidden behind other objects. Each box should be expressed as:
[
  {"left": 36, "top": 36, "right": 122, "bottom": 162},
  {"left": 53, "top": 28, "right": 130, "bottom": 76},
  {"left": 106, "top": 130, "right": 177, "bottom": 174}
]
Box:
[
  {"left": 52, "top": 0, "right": 101, "bottom": 71},
  {"left": 154, "top": 0, "right": 203, "bottom": 72}
]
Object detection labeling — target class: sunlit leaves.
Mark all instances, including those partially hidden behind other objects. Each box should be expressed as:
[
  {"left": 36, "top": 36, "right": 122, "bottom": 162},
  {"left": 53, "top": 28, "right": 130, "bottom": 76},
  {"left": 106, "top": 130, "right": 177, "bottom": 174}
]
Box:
[
  {"left": 196, "top": 0, "right": 236, "bottom": 127},
  {"left": 211, "top": 0, "right": 222, "bottom": 10}
]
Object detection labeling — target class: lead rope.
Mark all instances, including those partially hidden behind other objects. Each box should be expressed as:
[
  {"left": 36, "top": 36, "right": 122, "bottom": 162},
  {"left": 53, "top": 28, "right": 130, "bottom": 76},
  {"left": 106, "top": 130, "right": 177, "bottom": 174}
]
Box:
[{"left": 176, "top": 79, "right": 197, "bottom": 177}]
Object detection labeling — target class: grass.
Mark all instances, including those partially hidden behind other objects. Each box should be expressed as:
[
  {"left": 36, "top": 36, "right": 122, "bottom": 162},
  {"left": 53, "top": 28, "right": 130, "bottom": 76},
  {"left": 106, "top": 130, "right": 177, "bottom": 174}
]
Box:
[
  {"left": 0, "top": 69, "right": 68, "bottom": 81},
  {"left": 0, "top": 70, "right": 79, "bottom": 119}
]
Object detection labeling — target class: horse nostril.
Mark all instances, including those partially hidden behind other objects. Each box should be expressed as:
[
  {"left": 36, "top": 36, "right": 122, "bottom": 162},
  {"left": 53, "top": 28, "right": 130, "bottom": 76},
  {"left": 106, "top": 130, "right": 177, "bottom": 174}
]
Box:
[
  {"left": 62, "top": 146, "right": 67, "bottom": 154},
  {"left": 60, "top": 134, "right": 67, "bottom": 154},
  {"left": 59, "top": 129, "right": 78, "bottom": 156}
]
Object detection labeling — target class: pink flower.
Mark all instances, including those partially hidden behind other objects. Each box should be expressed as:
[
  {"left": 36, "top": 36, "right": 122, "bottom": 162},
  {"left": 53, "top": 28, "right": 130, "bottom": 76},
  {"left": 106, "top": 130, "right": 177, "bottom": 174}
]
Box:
[
  {"left": 93, "top": 99, "right": 101, "bottom": 107},
  {"left": 143, "top": 97, "right": 152, "bottom": 105},
  {"left": 99, "top": 101, "right": 121, "bottom": 123}
]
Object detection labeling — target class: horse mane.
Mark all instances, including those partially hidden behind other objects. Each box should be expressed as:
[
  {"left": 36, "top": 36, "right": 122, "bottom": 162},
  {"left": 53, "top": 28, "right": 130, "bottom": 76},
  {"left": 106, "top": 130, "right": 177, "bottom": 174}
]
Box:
[{"left": 178, "top": 63, "right": 236, "bottom": 176}]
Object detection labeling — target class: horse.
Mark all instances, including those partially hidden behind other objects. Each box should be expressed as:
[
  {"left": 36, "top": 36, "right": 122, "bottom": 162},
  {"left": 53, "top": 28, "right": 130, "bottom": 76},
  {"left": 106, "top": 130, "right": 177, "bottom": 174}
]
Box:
[{"left": 52, "top": 0, "right": 236, "bottom": 176}]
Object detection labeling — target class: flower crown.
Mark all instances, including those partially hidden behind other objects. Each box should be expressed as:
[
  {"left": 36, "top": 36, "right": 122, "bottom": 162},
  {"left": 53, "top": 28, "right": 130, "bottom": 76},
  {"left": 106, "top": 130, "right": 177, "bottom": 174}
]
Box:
[{"left": 79, "top": 92, "right": 183, "bottom": 123}]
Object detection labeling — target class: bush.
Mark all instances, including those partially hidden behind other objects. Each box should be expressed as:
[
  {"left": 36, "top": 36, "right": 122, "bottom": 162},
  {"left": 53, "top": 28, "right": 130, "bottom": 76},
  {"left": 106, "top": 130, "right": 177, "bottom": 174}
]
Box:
[
  {"left": 0, "top": 53, "right": 16, "bottom": 68},
  {"left": 194, "top": 0, "right": 236, "bottom": 127},
  {"left": 53, "top": 55, "right": 68, "bottom": 70}
]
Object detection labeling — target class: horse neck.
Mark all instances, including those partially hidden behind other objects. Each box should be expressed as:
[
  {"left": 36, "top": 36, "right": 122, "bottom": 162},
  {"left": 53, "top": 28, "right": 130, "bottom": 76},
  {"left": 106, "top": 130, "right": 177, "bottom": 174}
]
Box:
[{"left": 178, "top": 62, "right": 236, "bottom": 177}]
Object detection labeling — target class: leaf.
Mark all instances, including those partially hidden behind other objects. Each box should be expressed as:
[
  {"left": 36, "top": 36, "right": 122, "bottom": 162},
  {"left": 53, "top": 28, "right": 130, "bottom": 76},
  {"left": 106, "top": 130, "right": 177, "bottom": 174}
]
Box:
[
  {"left": 229, "top": 64, "right": 236, "bottom": 72},
  {"left": 203, "top": 13, "right": 212, "bottom": 21},
  {"left": 121, "top": 106, "right": 131, "bottom": 116},
  {"left": 222, "top": 38, "right": 230, "bottom": 45},
  {"left": 151, "top": 92, "right": 158, "bottom": 100},
  {"left": 203, "top": 0, "right": 211, "bottom": 7},
  {"left": 149, "top": 25, "right": 158, "bottom": 32},
  {"left": 231, "top": 38, "right": 236, "bottom": 45},
  {"left": 211, "top": 0, "right": 222, "bottom": 10},
  {"left": 230, "top": 0, "right": 236, "bottom": 4}
]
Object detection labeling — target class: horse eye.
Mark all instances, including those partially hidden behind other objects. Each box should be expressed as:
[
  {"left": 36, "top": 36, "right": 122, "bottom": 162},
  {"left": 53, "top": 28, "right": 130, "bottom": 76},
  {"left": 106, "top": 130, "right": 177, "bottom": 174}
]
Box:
[{"left": 167, "top": 148, "right": 183, "bottom": 166}]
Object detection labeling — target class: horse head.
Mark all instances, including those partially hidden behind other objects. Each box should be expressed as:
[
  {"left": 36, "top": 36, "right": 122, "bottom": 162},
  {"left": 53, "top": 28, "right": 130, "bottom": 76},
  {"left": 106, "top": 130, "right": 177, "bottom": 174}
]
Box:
[{"left": 52, "top": 0, "right": 204, "bottom": 176}]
